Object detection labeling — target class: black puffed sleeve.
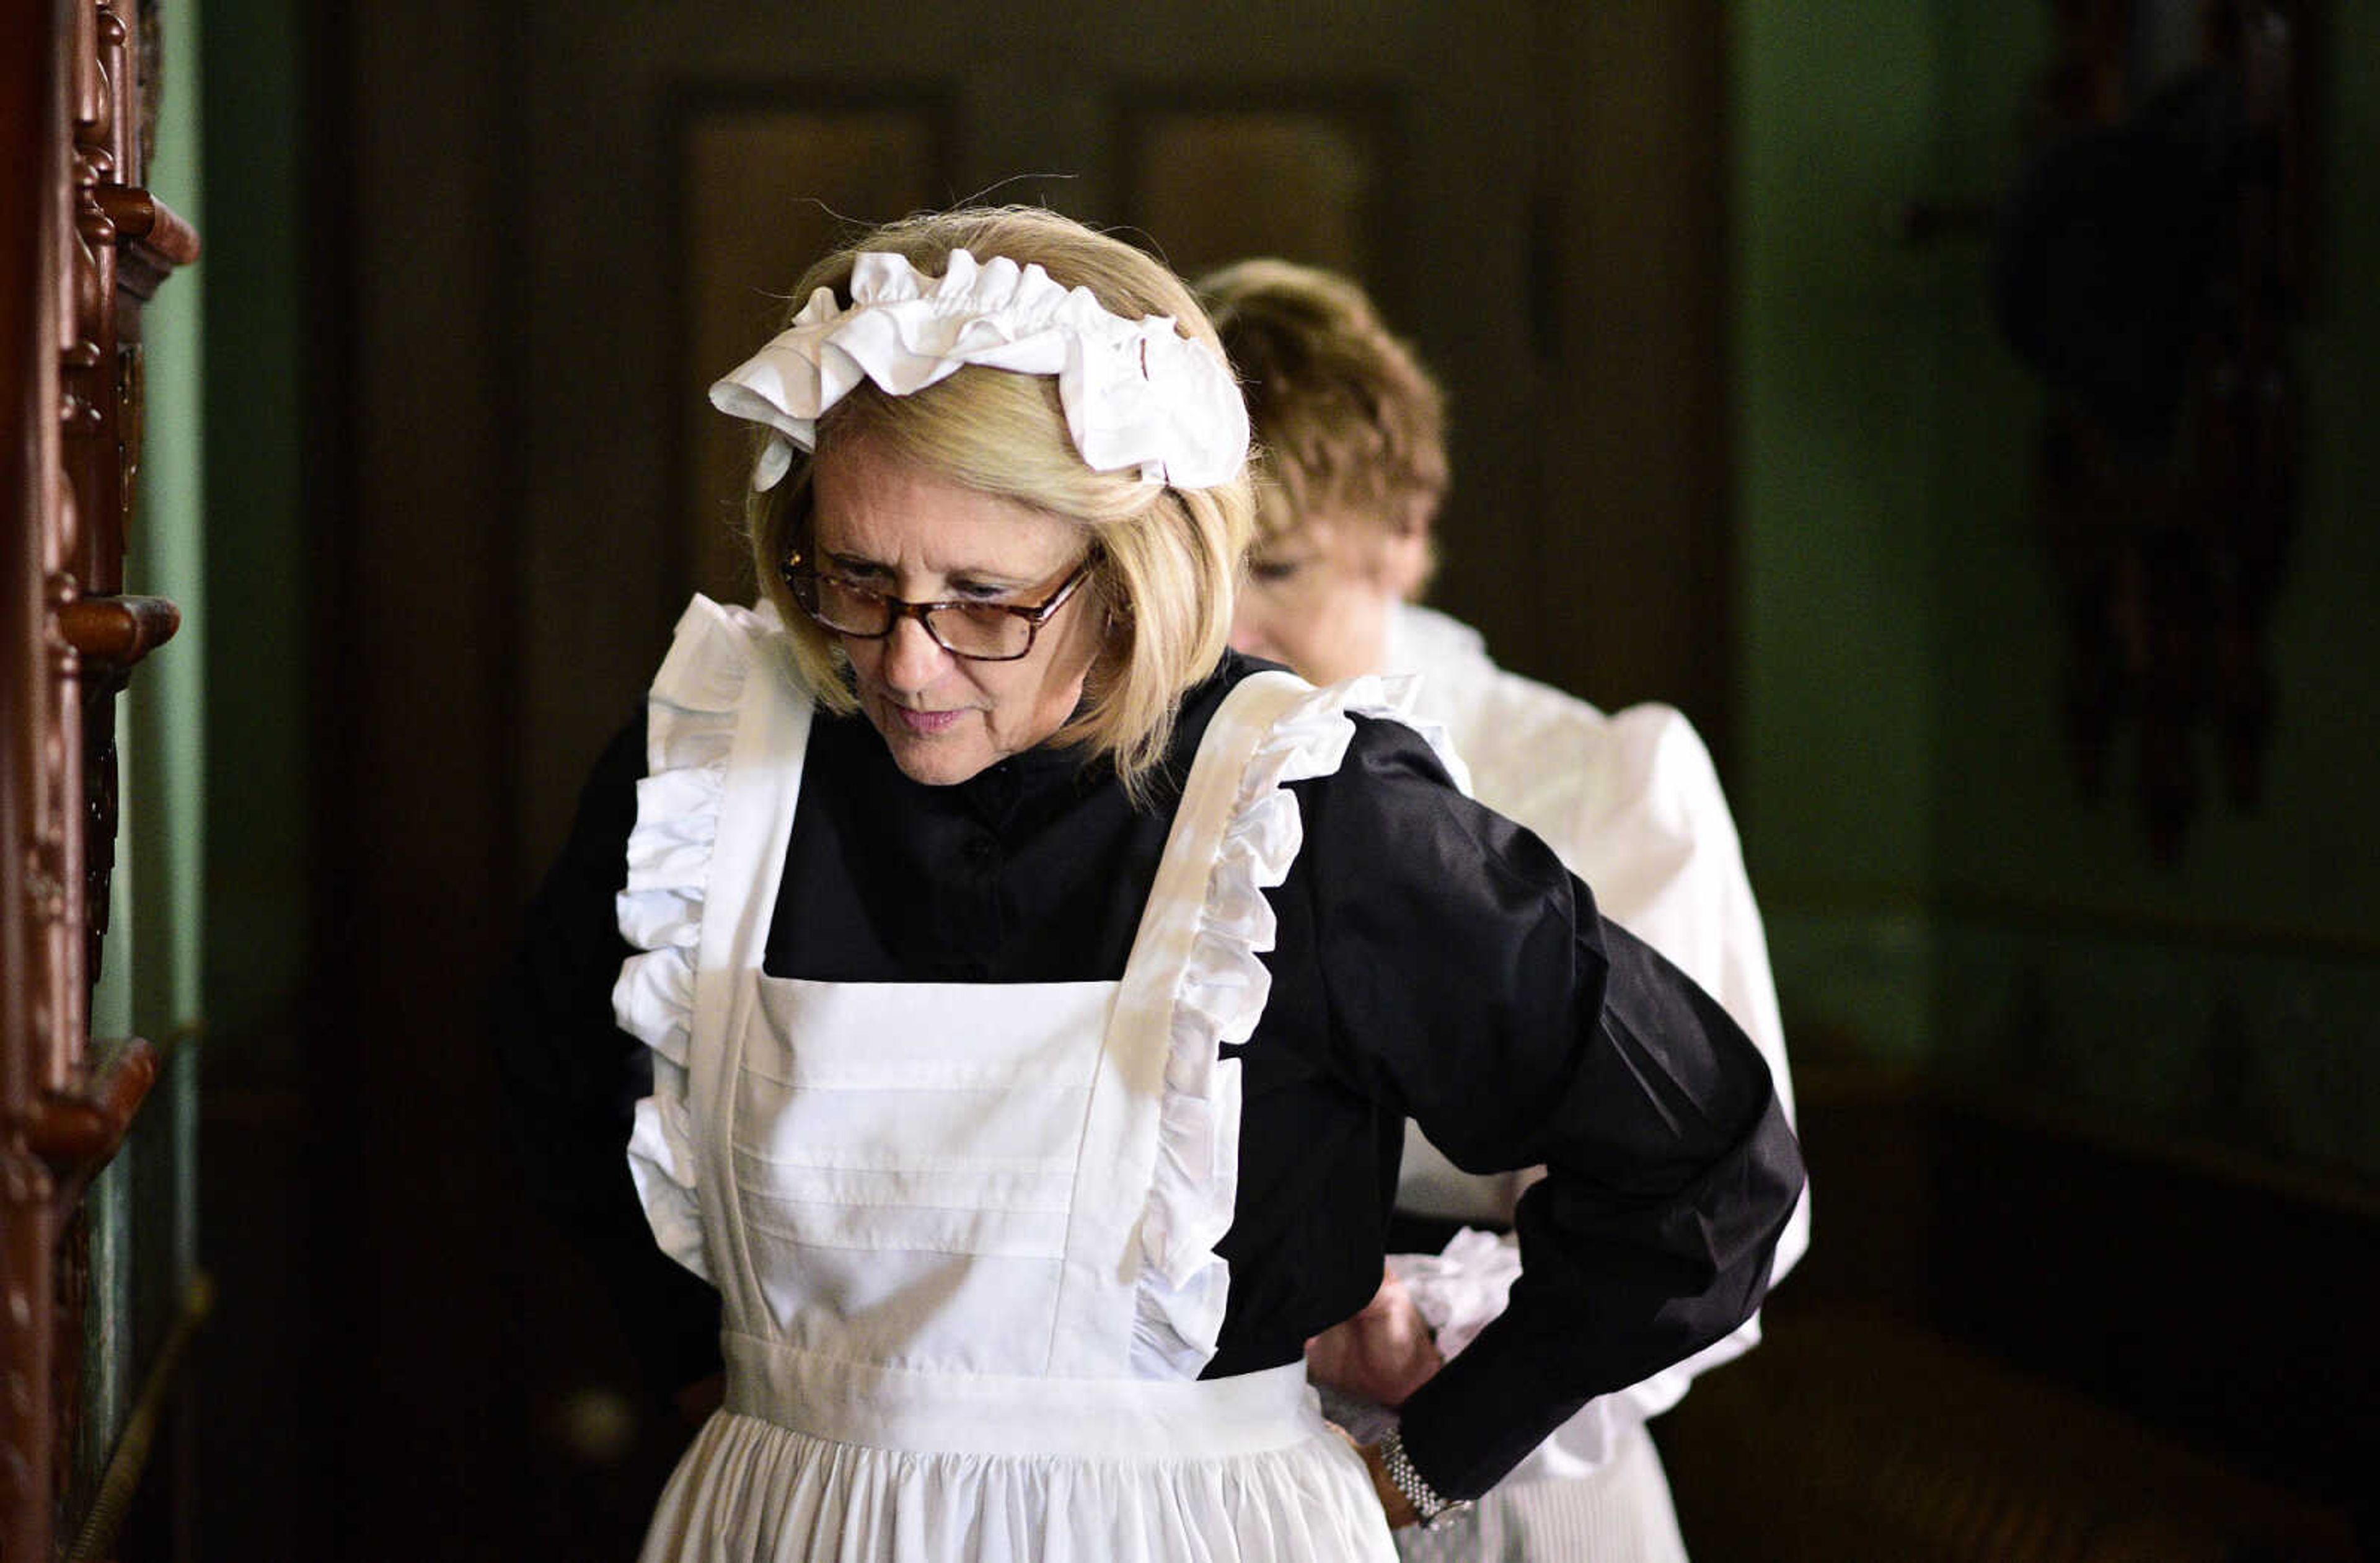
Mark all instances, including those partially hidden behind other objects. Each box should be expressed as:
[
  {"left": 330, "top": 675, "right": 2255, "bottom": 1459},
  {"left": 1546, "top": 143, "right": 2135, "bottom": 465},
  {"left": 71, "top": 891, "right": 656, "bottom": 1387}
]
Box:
[{"left": 1282, "top": 715, "right": 1804, "bottom": 1500}]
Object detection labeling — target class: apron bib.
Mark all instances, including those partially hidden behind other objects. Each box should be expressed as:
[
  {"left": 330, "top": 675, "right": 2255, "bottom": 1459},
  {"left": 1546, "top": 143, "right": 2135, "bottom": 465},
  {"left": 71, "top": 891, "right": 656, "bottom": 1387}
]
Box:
[{"left": 617, "top": 598, "right": 1408, "bottom": 1562}]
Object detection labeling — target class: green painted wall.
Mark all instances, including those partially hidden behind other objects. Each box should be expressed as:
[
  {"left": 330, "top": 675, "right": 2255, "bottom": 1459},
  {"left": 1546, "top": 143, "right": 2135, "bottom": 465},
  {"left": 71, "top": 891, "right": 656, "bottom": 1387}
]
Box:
[
  {"left": 1925, "top": 7, "right": 2380, "bottom": 943},
  {"left": 1733, "top": 0, "right": 1961, "bottom": 1063},
  {"left": 1735, "top": 0, "right": 2380, "bottom": 1178},
  {"left": 131, "top": 0, "right": 209, "bottom": 1040}
]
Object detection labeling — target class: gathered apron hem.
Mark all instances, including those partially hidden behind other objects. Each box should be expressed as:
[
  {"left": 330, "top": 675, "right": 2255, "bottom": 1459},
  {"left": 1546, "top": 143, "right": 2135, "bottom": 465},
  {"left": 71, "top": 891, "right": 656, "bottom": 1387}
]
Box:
[{"left": 723, "top": 1333, "right": 1324, "bottom": 1461}]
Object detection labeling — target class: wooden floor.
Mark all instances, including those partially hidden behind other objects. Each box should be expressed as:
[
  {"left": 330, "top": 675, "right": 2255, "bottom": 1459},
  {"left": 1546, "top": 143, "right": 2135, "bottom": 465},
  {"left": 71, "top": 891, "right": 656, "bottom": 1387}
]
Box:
[
  {"left": 1662, "top": 1302, "right": 2360, "bottom": 1561},
  {"left": 1658, "top": 1072, "right": 2373, "bottom": 1561}
]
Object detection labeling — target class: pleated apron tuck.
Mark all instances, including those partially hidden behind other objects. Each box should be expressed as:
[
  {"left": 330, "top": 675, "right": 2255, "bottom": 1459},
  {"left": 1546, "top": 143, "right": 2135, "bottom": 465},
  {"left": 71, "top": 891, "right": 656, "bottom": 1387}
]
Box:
[{"left": 614, "top": 597, "right": 1420, "bottom": 1562}]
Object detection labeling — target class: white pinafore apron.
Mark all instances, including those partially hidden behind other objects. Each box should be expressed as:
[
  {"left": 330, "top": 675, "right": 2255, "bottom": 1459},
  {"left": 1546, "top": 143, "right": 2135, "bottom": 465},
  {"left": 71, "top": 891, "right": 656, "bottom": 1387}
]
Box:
[{"left": 614, "top": 598, "right": 1412, "bottom": 1563}]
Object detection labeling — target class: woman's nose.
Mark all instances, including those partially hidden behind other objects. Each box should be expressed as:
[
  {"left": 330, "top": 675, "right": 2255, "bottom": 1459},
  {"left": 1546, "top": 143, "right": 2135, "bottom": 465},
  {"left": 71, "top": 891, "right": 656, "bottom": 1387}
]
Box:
[{"left": 878, "top": 614, "right": 950, "bottom": 691}]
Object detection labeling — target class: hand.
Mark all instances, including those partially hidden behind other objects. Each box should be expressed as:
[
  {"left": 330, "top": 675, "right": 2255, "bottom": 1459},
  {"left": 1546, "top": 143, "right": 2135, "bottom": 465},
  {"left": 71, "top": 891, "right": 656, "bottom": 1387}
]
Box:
[
  {"left": 1327, "top": 1421, "right": 1422, "bottom": 1530},
  {"left": 1305, "top": 1265, "right": 1444, "bottom": 1407}
]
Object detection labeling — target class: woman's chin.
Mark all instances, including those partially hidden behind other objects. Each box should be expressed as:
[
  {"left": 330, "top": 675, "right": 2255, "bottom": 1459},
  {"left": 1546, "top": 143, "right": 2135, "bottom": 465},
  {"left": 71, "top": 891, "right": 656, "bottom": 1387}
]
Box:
[{"left": 870, "top": 711, "right": 994, "bottom": 786}]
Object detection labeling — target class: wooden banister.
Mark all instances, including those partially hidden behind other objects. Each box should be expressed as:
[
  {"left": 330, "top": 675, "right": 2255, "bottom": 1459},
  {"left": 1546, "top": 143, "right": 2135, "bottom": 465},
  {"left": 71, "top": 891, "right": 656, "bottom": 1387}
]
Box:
[
  {"left": 25, "top": 1035, "right": 159, "bottom": 1208},
  {"left": 91, "top": 183, "right": 198, "bottom": 265},
  {"left": 56, "top": 592, "right": 179, "bottom": 671}
]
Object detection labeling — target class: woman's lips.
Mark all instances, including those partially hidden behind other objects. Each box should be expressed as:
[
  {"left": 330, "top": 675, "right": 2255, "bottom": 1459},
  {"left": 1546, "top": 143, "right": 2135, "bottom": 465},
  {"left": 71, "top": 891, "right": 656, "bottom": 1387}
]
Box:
[{"left": 889, "top": 704, "right": 963, "bottom": 735}]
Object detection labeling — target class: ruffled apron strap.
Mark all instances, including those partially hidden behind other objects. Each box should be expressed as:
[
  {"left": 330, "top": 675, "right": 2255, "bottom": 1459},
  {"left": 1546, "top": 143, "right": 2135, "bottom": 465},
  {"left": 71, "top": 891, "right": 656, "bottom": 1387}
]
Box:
[
  {"left": 615, "top": 594, "right": 811, "bottom": 1291},
  {"left": 1043, "top": 672, "right": 1309, "bottom": 1376},
  {"left": 1046, "top": 667, "right": 1473, "bottom": 1379}
]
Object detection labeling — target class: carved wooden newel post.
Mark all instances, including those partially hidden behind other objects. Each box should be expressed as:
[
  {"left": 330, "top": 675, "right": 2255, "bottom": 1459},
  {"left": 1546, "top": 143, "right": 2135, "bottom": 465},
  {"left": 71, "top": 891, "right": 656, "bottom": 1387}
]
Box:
[{"left": 4, "top": 1, "right": 195, "bottom": 1555}]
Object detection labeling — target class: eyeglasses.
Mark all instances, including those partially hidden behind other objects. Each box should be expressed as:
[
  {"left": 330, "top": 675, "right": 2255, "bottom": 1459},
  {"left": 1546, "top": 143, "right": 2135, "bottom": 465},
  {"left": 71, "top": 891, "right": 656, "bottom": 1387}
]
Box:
[{"left": 779, "top": 553, "right": 1094, "bottom": 662}]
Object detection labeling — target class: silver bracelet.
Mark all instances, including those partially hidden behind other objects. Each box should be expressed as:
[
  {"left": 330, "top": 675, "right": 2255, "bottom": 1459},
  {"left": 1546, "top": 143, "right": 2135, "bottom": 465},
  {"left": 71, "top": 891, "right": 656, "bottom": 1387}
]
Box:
[{"left": 1378, "top": 1429, "right": 1474, "bottom": 1530}]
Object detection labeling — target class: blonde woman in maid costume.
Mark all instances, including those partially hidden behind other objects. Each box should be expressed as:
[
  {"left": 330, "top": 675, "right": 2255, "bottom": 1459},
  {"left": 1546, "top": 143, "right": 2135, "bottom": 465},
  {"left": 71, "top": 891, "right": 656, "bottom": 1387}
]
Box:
[
  {"left": 498, "top": 208, "right": 1802, "bottom": 1562},
  {"left": 1202, "top": 257, "right": 1810, "bottom": 1563}
]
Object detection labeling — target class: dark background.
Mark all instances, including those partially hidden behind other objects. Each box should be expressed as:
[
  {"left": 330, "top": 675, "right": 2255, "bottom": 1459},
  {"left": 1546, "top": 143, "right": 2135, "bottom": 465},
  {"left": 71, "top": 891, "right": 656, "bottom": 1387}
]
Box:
[{"left": 137, "top": 1, "right": 2380, "bottom": 1557}]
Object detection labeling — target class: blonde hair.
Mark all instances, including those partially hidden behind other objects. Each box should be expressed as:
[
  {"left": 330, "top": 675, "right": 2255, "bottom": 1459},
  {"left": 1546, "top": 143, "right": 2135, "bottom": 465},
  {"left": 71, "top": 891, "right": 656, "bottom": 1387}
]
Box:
[
  {"left": 1196, "top": 258, "right": 1448, "bottom": 576},
  {"left": 743, "top": 208, "right": 1256, "bottom": 799}
]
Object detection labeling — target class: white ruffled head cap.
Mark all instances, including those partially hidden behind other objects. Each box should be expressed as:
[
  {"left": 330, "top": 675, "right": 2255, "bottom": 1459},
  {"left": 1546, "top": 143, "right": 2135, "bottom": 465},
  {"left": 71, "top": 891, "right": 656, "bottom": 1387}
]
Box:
[{"left": 709, "top": 249, "right": 1251, "bottom": 493}]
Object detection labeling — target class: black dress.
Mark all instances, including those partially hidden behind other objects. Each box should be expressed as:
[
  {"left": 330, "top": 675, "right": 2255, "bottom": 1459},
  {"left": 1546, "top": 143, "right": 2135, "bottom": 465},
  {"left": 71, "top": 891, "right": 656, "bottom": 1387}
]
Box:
[{"left": 495, "top": 648, "right": 1804, "bottom": 1502}]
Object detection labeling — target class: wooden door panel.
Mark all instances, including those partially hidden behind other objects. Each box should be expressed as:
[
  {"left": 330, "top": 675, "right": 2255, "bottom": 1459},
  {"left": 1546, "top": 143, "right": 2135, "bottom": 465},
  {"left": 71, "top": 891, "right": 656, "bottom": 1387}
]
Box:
[
  {"left": 508, "top": 0, "right": 1543, "bottom": 871},
  {"left": 679, "top": 101, "right": 953, "bottom": 603},
  {"left": 1125, "top": 99, "right": 1391, "bottom": 281},
  {"left": 332, "top": 6, "right": 1727, "bottom": 1554}
]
